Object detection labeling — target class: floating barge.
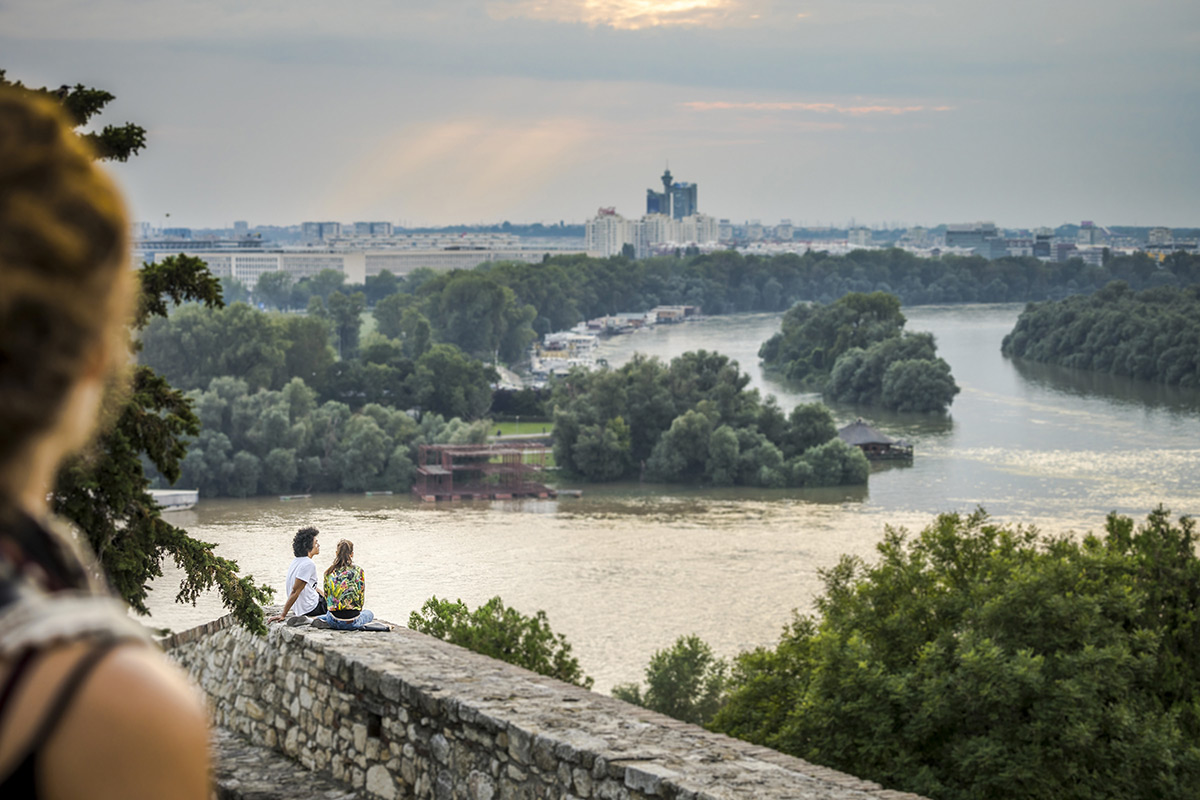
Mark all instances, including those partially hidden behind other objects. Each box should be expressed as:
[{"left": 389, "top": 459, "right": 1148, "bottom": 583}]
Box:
[
  {"left": 837, "top": 419, "right": 914, "bottom": 461},
  {"left": 413, "top": 443, "right": 558, "bottom": 501}
]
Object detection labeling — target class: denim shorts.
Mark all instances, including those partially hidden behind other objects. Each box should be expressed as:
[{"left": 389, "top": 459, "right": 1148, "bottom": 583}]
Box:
[{"left": 325, "top": 609, "right": 375, "bottom": 630}]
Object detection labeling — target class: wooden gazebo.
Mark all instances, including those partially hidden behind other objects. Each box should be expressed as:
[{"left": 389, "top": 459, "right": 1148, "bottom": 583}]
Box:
[{"left": 837, "top": 419, "right": 913, "bottom": 461}]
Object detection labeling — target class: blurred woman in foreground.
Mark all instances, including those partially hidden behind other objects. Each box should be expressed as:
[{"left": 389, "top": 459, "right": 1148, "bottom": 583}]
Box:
[{"left": 0, "top": 89, "right": 210, "bottom": 799}]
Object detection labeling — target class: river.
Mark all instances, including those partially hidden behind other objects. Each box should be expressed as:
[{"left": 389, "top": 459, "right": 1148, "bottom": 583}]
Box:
[{"left": 144, "top": 304, "right": 1200, "bottom": 692}]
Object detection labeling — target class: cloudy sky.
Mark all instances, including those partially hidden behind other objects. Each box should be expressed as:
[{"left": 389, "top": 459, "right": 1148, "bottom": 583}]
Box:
[{"left": 3, "top": 0, "right": 1197, "bottom": 228}]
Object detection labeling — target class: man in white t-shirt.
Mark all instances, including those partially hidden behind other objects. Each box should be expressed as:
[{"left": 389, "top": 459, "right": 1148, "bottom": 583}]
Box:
[{"left": 267, "top": 527, "right": 326, "bottom": 624}]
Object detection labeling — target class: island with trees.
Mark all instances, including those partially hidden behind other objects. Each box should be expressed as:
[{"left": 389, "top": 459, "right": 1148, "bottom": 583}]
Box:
[
  {"left": 1002, "top": 281, "right": 1200, "bottom": 387},
  {"left": 759, "top": 291, "right": 960, "bottom": 413},
  {"left": 550, "top": 351, "right": 868, "bottom": 488}
]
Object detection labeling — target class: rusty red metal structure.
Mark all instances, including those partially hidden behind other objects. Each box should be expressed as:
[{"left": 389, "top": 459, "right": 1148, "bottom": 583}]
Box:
[{"left": 412, "top": 443, "right": 556, "bottom": 501}]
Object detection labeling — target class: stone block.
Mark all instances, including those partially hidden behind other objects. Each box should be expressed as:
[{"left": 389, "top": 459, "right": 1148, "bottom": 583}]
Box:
[
  {"left": 508, "top": 727, "right": 533, "bottom": 765},
  {"left": 432, "top": 733, "right": 451, "bottom": 765},
  {"left": 572, "top": 767, "right": 593, "bottom": 798},
  {"left": 624, "top": 763, "right": 679, "bottom": 796},
  {"left": 468, "top": 769, "right": 497, "bottom": 800},
  {"left": 366, "top": 764, "right": 398, "bottom": 799},
  {"left": 532, "top": 735, "right": 558, "bottom": 772}
]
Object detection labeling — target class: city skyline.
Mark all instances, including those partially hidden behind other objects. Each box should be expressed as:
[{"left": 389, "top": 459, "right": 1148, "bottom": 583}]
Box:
[{"left": 3, "top": 1, "right": 1198, "bottom": 228}]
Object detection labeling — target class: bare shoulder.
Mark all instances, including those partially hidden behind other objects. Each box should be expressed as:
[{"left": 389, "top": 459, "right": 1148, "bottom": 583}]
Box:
[{"left": 43, "top": 643, "right": 211, "bottom": 800}]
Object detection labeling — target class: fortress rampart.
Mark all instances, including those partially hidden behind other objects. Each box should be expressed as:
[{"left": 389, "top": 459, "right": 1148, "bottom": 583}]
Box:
[{"left": 165, "top": 613, "right": 924, "bottom": 800}]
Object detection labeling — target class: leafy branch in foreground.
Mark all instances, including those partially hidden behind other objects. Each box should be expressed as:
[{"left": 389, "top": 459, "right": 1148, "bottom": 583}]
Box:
[
  {"left": 710, "top": 507, "right": 1200, "bottom": 800},
  {"left": 409, "top": 596, "right": 593, "bottom": 689}
]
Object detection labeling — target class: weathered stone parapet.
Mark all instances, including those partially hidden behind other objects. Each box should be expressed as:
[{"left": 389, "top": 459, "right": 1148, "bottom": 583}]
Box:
[{"left": 168, "top": 610, "right": 926, "bottom": 800}]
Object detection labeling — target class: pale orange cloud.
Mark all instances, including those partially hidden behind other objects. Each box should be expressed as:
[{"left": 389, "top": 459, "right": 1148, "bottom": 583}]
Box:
[
  {"left": 681, "top": 101, "right": 954, "bottom": 115},
  {"left": 487, "top": 0, "right": 762, "bottom": 30}
]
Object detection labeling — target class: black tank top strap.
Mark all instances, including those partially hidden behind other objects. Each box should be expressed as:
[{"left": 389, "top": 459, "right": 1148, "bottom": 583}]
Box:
[
  {"left": 0, "top": 637, "right": 122, "bottom": 795},
  {"left": 0, "top": 647, "right": 38, "bottom": 717},
  {"left": 22, "top": 637, "right": 122, "bottom": 752}
]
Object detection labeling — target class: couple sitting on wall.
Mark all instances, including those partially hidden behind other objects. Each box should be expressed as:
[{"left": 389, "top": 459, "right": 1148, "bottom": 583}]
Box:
[{"left": 267, "top": 527, "right": 390, "bottom": 631}]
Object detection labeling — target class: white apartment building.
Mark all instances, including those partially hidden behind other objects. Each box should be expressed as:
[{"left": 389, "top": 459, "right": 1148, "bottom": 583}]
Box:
[
  {"left": 586, "top": 208, "right": 721, "bottom": 258},
  {"left": 848, "top": 227, "right": 872, "bottom": 247}
]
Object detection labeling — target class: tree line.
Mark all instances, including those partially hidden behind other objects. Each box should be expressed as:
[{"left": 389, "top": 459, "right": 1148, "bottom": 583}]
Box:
[
  {"left": 1002, "top": 281, "right": 1200, "bottom": 387},
  {"left": 759, "top": 292, "right": 960, "bottom": 412},
  {"left": 176, "top": 376, "right": 492, "bottom": 498},
  {"left": 234, "top": 249, "right": 1200, "bottom": 369},
  {"left": 551, "top": 351, "right": 869, "bottom": 488}
]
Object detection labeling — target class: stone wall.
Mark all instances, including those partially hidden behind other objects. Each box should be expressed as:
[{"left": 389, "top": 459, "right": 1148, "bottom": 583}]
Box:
[{"left": 165, "top": 613, "right": 925, "bottom": 800}]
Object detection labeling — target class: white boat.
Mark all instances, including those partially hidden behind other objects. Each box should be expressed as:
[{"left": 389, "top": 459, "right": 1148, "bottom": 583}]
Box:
[{"left": 149, "top": 489, "right": 199, "bottom": 512}]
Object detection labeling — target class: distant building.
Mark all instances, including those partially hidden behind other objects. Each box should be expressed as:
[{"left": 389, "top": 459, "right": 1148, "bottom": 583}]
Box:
[
  {"left": 776, "top": 220, "right": 794, "bottom": 241},
  {"left": 945, "top": 222, "right": 998, "bottom": 251},
  {"left": 162, "top": 227, "right": 192, "bottom": 239},
  {"left": 354, "top": 221, "right": 393, "bottom": 237},
  {"left": 644, "top": 168, "right": 698, "bottom": 220},
  {"left": 670, "top": 182, "right": 697, "bottom": 219},
  {"left": 585, "top": 208, "right": 629, "bottom": 257},
  {"left": 301, "top": 221, "right": 342, "bottom": 242},
  {"left": 718, "top": 219, "right": 733, "bottom": 241},
  {"left": 848, "top": 227, "right": 871, "bottom": 247},
  {"left": 1076, "top": 221, "right": 1105, "bottom": 245},
  {"left": 233, "top": 220, "right": 249, "bottom": 238},
  {"left": 747, "top": 220, "right": 764, "bottom": 241},
  {"left": 1033, "top": 229, "right": 1054, "bottom": 260},
  {"left": 1148, "top": 226, "right": 1173, "bottom": 246}
]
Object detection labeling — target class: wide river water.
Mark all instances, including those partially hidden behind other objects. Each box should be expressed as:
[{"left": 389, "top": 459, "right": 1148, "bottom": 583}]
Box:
[{"left": 145, "top": 304, "right": 1200, "bottom": 692}]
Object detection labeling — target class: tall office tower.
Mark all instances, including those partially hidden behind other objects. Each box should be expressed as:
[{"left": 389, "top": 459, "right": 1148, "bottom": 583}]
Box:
[
  {"left": 670, "top": 182, "right": 697, "bottom": 219},
  {"left": 233, "top": 220, "right": 249, "bottom": 238},
  {"left": 646, "top": 167, "right": 672, "bottom": 215}
]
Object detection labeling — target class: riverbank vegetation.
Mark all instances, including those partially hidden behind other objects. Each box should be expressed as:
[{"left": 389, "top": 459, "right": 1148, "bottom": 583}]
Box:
[
  {"left": 255, "top": 250, "right": 1200, "bottom": 360},
  {"left": 759, "top": 292, "right": 960, "bottom": 412},
  {"left": 550, "top": 350, "right": 869, "bottom": 487},
  {"left": 176, "top": 376, "right": 491, "bottom": 497},
  {"left": 1002, "top": 281, "right": 1200, "bottom": 387},
  {"left": 409, "top": 596, "right": 592, "bottom": 689},
  {"left": 616, "top": 508, "right": 1200, "bottom": 800}
]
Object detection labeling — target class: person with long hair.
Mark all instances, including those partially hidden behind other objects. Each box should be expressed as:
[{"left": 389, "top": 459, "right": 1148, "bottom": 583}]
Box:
[
  {"left": 320, "top": 540, "right": 380, "bottom": 631},
  {"left": 0, "top": 90, "right": 210, "bottom": 798}
]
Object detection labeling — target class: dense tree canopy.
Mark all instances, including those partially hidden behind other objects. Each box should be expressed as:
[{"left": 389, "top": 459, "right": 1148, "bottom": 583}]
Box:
[
  {"left": 1002, "top": 281, "right": 1200, "bottom": 386},
  {"left": 761, "top": 293, "right": 959, "bottom": 412},
  {"left": 139, "top": 301, "right": 495, "bottom": 418},
  {"left": 711, "top": 507, "right": 1200, "bottom": 800},
  {"left": 551, "top": 351, "right": 868, "bottom": 488},
  {"left": 174, "top": 376, "right": 491, "bottom": 498},
  {"left": 409, "top": 596, "right": 592, "bottom": 689}
]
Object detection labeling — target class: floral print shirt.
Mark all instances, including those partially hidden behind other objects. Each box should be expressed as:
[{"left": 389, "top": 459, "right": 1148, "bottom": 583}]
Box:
[{"left": 324, "top": 564, "right": 365, "bottom": 612}]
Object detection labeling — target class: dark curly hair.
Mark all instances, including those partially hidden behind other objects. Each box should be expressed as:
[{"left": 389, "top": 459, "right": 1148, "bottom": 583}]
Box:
[{"left": 292, "top": 527, "right": 319, "bottom": 557}]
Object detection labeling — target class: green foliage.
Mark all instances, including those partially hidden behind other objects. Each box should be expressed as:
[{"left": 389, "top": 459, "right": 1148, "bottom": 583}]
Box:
[
  {"left": 1002, "top": 282, "right": 1200, "bottom": 386},
  {"left": 409, "top": 596, "right": 593, "bottom": 689},
  {"left": 762, "top": 292, "right": 959, "bottom": 412},
  {"left": 139, "top": 300, "right": 494, "bottom": 418},
  {"left": 711, "top": 508, "right": 1200, "bottom": 800},
  {"left": 172, "top": 375, "right": 495, "bottom": 498},
  {"left": 54, "top": 259, "right": 273, "bottom": 633},
  {"left": 0, "top": 70, "right": 146, "bottom": 161},
  {"left": 552, "top": 352, "right": 861, "bottom": 488},
  {"left": 613, "top": 635, "right": 728, "bottom": 726}
]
